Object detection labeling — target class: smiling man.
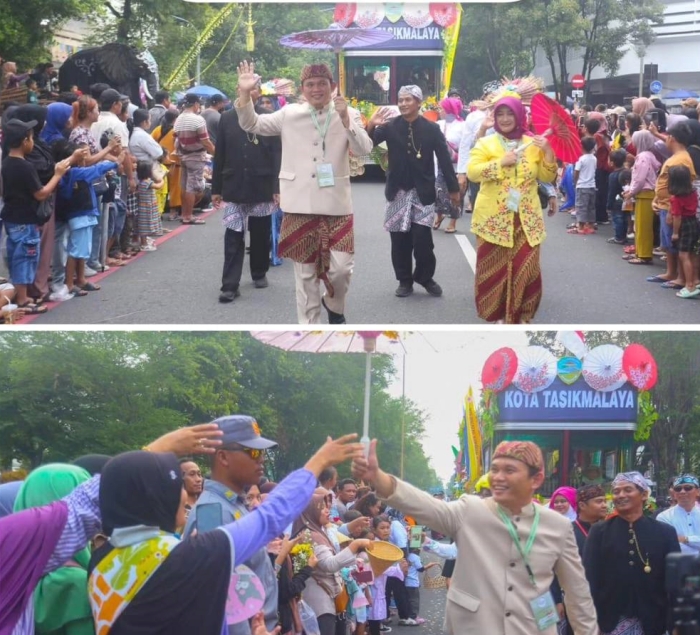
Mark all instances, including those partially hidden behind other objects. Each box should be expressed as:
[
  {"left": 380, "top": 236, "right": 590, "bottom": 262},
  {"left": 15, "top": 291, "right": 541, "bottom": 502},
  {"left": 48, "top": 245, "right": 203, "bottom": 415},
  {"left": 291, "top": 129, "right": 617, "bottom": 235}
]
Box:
[
  {"left": 351, "top": 439, "right": 598, "bottom": 635},
  {"left": 583, "top": 472, "right": 680, "bottom": 635},
  {"left": 235, "top": 60, "right": 373, "bottom": 325},
  {"left": 183, "top": 415, "right": 278, "bottom": 635},
  {"left": 656, "top": 474, "right": 700, "bottom": 553}
]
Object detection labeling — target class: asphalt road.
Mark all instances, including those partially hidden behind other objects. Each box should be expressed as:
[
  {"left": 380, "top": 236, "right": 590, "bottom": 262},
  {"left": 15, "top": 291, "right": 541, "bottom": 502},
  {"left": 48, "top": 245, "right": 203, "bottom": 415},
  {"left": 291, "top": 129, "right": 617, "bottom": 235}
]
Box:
[{"left": 18, "top": 171, "right": 700, "bottom": 325}]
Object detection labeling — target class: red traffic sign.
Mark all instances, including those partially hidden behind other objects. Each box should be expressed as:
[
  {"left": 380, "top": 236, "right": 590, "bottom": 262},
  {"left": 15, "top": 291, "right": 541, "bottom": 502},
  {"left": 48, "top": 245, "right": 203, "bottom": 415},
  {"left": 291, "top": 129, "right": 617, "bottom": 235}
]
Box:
[{"left": 571, "top": 74, "right": 586, "bottom": 89}]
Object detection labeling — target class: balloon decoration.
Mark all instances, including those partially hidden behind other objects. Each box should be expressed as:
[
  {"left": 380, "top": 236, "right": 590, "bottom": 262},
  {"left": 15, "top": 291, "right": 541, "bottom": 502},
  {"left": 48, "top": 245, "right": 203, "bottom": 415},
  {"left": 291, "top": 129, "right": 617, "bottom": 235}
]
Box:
[
  {"left": 513, "top": 346, "right": 557, "bottom": 394},
  {"left": 481, "top": 347, "right": 518, "bottom": 392},
  {"left": 582, "top": 345, "right": 626, "bottom": 392},
  {"left": 622, "top": 344, "right": 658, "bottom": 391}
]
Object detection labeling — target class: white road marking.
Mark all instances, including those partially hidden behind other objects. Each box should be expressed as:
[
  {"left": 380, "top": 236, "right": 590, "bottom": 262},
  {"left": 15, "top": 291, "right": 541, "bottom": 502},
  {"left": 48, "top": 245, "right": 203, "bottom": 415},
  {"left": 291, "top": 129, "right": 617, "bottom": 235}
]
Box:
[{"left": 455, "top": 233, "right": 477, "bottom": 273}]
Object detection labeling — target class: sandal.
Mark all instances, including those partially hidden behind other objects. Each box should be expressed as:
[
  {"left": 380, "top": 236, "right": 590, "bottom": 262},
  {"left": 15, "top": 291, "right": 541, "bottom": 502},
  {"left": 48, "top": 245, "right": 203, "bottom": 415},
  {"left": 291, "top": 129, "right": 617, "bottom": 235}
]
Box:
[
  {"left": 623, "top": 245, "right": 636, "bottom": 254},
  {"left": 181, "top": 218, "right": 205, "bottom": 225},
  {"left": 69, "top": 287, "right": 89, "bottom": 297},
  {"left": 18, "top": 301, "right": 48, "bottom": 313},
  {"left": 433, "top": 215, "right": 445, "bottom": 230},
  {"left": 79, "top": 282, "right": 101, "bottom": 291},
  {"left": 444, "top": 227, "right": 457, "bottom": 234},
  {"left": 660, "top": 281, "right": 683, "bottom": 289},
  {"left": 676, "top": 287, "right": 700, "bottom": 299},
  {"left": 627, "top": 257, "right": 652, "bottom": 265}
]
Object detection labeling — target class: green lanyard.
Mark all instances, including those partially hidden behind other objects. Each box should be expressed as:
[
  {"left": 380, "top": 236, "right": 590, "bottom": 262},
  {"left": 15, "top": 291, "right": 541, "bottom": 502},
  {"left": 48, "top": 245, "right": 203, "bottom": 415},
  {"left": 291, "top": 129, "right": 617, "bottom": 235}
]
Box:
[
  {"left": 498, "top": 133, "right": 521, "bottom": 182},
  {"left": 497, "top": 504, "right": 540, "bottom": 587},
  {"left": 310, "top": 106, "right": 333, "bottom": 159}
]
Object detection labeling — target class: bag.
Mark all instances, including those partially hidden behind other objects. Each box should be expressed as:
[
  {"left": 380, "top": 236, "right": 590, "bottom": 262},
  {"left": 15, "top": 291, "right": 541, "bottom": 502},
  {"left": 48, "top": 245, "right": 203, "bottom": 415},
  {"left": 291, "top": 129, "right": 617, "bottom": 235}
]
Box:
[
  {"left": 334, "top": 582, "right": 349, "bottom": 614},
  {"left": 298, "top": 600, "right": 320, "bottom": 635},
  {"left": 35, "top": 199, "right": 52, "bottom": 225},
  {"left": 93, "top": 176, "right": 109, "bottom": 197}
]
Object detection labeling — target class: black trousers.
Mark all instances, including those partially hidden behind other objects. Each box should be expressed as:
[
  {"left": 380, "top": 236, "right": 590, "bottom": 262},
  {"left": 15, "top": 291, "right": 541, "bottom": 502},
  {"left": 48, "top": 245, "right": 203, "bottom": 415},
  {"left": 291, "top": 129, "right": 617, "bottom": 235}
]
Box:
[
  {"left": 221, "top": 215, "right": 271, "bottom": 292},
  {"left": 316, "top": 613, "right": 345, "bottom": 635},
  {"left": 594, "top": 168, "right": 609, "bottom": 222},
  {"left": 385, "top": 575, "right": 410, "bottom": 620},
  {"left": 390, "top": 224, "right": 436, "bottom": 286},
  {"left": 406, "top": 586, "right": 420, "bottom": 619}
]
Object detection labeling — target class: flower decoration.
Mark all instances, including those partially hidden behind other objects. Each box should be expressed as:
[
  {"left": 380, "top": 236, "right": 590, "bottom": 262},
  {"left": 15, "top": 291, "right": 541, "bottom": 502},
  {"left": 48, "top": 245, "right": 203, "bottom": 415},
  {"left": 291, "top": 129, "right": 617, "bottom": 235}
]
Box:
[{"left": 290, "top": 529, "right": 314, "bottom": 574}]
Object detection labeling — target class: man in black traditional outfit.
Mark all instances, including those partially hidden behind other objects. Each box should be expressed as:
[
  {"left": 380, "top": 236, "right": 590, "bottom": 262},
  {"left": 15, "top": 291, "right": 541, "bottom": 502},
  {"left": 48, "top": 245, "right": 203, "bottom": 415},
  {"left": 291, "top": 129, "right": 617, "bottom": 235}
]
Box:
[
  {"left": 583, "top": 471, "right": 680, "bottom": 635},
  {"left": 367, "top": 85, "right": 459, "bottom": 299}
]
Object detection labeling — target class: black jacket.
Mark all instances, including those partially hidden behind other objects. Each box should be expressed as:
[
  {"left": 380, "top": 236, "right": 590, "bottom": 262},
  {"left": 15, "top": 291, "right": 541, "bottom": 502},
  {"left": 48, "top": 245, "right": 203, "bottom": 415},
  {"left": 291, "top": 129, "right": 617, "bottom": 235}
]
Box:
[
  {"left": 276, "top": 556, "right": 313, "bottom": 634},
  {"left": 583, "top": 515, "right": 679, "bottom": 635},
  {"left": 371, "top": 115, "right": 458, "bottom": 206},
  {"left": 211, "top": 109, "right": 281, "bottom": 204}
]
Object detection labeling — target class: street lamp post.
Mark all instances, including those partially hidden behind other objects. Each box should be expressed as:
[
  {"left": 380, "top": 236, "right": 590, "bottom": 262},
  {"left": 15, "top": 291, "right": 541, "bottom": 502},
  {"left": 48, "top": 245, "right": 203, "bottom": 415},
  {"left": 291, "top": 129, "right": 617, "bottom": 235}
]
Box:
[{"left": 173, "top": 15, "right": 201, "bottom": 86}]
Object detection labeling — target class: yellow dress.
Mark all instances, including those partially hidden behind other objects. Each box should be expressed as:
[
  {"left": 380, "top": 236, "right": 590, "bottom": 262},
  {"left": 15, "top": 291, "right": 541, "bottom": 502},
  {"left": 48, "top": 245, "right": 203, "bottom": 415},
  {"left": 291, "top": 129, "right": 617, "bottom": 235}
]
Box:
[
  {"left": 467, "top": 134, "right": 557, "bottom": 248},
  {"left": 152, "top": 126, "right": 181, "bottom": 209}
]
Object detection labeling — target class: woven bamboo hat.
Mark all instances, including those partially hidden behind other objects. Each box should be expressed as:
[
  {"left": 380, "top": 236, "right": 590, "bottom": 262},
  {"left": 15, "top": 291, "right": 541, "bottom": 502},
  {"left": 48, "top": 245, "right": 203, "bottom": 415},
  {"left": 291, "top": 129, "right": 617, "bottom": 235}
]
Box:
[{"left": 366, "top": 540, "right": 404, "bottom": 576}]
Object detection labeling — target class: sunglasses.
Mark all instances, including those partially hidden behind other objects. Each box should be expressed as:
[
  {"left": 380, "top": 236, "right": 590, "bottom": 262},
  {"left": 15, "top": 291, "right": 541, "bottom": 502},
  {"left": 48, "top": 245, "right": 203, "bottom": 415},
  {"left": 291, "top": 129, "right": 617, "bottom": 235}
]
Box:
[
  {"left": 223, "top": 446, "right": 265, "bottom": 460},
  {"left": 674, "top": 485, "right": 697, "bottom": 492}
]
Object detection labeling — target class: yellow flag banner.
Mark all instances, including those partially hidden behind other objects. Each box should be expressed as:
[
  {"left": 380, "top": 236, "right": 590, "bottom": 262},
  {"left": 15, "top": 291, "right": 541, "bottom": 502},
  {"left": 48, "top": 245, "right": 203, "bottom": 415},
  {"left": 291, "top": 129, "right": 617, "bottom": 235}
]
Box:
[
  {"left": 441, "top": 4, "right": 462, "bottom": 99},
  {"left": 465, "top": 386, "right": 482, "bottom": 488}
]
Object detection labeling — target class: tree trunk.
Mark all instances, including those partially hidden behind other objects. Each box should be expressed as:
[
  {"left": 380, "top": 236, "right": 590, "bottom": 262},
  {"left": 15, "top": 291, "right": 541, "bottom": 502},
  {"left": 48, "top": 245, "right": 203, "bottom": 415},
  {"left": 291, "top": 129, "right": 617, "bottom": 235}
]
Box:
[{"left": 116, "top": 0, "right": 132, "bottom": 43}]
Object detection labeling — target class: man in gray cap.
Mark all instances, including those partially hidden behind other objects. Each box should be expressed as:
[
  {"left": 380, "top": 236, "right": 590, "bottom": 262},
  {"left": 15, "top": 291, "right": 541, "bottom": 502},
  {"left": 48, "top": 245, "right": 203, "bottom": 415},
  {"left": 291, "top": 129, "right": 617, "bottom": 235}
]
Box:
[{"left": 184, "top": 414, "right": 279, "bottom": 635}]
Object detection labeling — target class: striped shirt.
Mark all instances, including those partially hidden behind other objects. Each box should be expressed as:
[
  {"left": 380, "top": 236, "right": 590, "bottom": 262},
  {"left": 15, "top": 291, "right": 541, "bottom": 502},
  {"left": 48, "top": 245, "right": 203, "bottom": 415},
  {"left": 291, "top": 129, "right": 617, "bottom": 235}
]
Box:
[
  {"left": 174, "top": 112, "right": 209, "bottom": 154},
  {"left": 12, "top": 476, "right": 101, "bottom": 635}
]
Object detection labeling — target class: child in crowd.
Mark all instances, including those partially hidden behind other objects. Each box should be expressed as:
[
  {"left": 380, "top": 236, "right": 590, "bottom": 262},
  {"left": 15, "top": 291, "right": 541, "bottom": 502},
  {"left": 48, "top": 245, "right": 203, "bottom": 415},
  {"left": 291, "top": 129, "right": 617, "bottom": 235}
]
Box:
[
  {"left": 0, "top": 119, "right": 70, "bottom": 311},
  {"left": 25, "top": 78, "right": 38, "bottom": 104},
  {"left": 607, "top": 149, "right": 629, "bottom": 244},
  {"left": 569, "top": 137, "right": 597, "bottom": 235},
  {"left": 405, "top": 547, "right": 438, "bottom": 625},
  {"left": 54, "top": 140, "right": 120, "bottom": 297},
  {"left": 620, "top": 169, "right": 634, "bottom": 238},
  {"left": 367, "top": 516, "right": 406, "bottom": 635},
  {"left": 668, "top": 165, "right": 700, "bottom": 298},
  {"left": 136, "top": 160, "right": 163, "bottom": 252}
]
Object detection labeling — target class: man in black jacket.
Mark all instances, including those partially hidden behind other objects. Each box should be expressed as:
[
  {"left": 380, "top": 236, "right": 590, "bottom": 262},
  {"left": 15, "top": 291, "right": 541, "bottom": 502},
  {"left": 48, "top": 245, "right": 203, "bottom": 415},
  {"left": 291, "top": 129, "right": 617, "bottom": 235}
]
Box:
[
  {"left": 212, "top": 89, "right": 281, "bottom": 303},
  {"left": 367, "top": 85, "right": 459, "bottom": 298},
  {"left": 583, "top": 471, "right": 679, "bottom": 635}
]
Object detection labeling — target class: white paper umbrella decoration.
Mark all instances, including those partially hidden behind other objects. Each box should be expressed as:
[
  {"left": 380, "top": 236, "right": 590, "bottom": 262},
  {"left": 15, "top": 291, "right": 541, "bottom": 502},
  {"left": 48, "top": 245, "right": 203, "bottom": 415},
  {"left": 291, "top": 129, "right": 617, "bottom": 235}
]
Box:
[
  {"left": 404, "top": 3, "right": 434, "bottom": 28},
  {"left": 355, "top": 4, "right": 385, "bottom": 28},
  {"left": 513, "top": 346, "right": 557, "bottom": 394},
  {"left": 582, "top": 344, "right": 627, "bottom": 392}
]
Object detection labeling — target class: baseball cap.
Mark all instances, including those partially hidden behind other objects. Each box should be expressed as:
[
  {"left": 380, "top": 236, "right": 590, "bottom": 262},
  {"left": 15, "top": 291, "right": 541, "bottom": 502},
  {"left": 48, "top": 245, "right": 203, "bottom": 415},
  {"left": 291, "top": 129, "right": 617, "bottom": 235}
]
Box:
[
  {"left": 184, "top": 93, "right": 201, "bottom": 106},
  {"left": 2, "top": 119, "right": 37, "bottom": 145},
  {"left": 214, "top": 415, "right": 278, "bottom": 450},
  {"left": 208, "top": 94, "right": 225, "bottom": 106},
  {"left": 100, "top": 88, "right": 122, "bottom": 107}
]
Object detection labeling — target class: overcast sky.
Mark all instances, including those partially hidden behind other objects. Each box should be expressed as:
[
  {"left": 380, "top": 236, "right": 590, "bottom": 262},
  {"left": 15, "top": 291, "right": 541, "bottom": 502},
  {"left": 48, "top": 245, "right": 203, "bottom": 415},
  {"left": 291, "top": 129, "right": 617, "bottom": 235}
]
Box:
[{"left": 381, "top": 330, "right": 530, "bottom": 484}]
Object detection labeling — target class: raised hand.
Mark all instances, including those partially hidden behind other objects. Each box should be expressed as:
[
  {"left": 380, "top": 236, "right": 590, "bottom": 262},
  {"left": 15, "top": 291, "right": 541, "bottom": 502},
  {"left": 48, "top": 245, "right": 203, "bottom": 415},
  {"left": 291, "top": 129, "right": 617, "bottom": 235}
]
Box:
[
  {"left": 251, "top": 612, "right": 281, "bottom": 635},
  {"left": 237, "top": 60, "right": 261, "bottom": 94},
  {"left": 334, "top": 95, "right": 350, "bottom": 125},
  {"left": 145, "top": 422, "right": 224, "bottom": 456},
  {"left": 305, "top": 434, "right": 365, "bottom": 476},
  {"left": 55, "top": 158, "right": 72, "bottom": 176},
  {"left": 351, "top": 438, "right": 379, "bottom": 483}
]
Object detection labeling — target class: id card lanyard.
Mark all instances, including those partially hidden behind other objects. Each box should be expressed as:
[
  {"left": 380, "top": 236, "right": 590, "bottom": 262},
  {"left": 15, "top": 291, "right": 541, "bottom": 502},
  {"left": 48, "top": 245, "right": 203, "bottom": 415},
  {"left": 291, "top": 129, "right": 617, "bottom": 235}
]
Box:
[
  {"left": 497, "top": 503, "right": 540, "bottom": 587},
  {"left": 498, "top": 134, "right": 522, "bottom": 181},
  {"left": 310, "top": 106, "right": 333, "bottom": 159}
]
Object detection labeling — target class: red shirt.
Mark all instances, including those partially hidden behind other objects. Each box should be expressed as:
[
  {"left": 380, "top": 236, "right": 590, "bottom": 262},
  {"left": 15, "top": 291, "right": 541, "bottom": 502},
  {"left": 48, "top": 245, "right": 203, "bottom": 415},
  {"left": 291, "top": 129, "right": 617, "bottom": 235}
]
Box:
[
  {"left": 670, "top": 191, "right": 699, "bottom": 217},
  {"left": 595, "top": 133, "right": 611, "bottom": 172}
]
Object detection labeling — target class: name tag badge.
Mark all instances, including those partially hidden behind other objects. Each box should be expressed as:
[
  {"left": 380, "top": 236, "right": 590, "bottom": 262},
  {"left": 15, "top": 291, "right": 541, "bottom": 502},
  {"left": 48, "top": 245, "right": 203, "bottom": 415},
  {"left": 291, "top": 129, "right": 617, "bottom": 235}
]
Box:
[
  {"left": 506, "top": 188, "right": 521, "bottom": 213},
  {"left": 529, "top": 590, "right": 559, "bottom": 631},
  {"left": 316, "top": 163, "right": 335, "bottom": 188}
]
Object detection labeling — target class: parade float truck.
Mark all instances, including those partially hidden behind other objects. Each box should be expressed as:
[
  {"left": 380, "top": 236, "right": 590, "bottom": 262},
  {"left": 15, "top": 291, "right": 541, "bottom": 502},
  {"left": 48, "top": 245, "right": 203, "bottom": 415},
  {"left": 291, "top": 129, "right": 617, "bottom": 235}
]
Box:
[
  {"left": 334, "top": 3, "right": 462, "bottom": 172},
  {"left": 476, "top": 339, "right": 659, "bottom": 497}
]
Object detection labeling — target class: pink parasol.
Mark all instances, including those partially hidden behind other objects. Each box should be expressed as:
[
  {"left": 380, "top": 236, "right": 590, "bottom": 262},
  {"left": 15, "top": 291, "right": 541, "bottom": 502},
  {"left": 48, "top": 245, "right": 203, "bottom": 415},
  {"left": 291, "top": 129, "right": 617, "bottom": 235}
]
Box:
[
  {"left": 530, "top": 93, "right": 583, "bottom": 164},
  {"left": 481, "top": 347, "right": 517, "bottom": 392},
  {"left": 226, "top": 565, "right": 265, "bottom": 625},
  {"left": 279, "top": 23, "right": 394, "bottom": 83},
  {"left": 622, "top": 344, "right": 658, "bottom": 391}
]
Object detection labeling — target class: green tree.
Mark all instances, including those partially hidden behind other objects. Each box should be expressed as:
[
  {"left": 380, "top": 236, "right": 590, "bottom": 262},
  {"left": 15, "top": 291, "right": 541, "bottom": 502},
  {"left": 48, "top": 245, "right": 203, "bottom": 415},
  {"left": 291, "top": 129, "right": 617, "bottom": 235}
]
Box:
[{"left": 0, "top": 0, "right": 104, "bottom": 66}]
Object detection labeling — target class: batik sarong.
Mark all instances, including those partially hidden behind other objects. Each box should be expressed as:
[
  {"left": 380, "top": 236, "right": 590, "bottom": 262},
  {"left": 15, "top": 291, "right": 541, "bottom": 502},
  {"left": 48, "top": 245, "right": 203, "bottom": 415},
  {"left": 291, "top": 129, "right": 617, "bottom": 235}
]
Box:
[{"left": 384, "top": 189, "right": 435, "bottom": 233}]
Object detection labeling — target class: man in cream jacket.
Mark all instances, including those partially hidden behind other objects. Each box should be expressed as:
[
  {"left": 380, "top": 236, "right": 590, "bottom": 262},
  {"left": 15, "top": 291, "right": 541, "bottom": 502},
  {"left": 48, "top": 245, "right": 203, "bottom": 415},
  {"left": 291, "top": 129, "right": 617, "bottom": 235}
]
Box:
[
  {"left": 235, "top": 61, "right": 373, "bottom": 325},
  {"left": 352, "top": 439, "right": 599, "bottom": 635}
]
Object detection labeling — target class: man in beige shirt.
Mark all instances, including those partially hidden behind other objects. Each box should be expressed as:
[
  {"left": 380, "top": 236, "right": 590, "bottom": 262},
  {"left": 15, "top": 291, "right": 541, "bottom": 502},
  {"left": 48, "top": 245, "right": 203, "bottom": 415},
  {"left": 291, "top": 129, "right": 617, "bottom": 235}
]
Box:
[
  {"left": 352, "top": 440, "right": 599, "bottom": 635},
  {"left": 235, "top": 61, "right": 373, "bottom": 325}
]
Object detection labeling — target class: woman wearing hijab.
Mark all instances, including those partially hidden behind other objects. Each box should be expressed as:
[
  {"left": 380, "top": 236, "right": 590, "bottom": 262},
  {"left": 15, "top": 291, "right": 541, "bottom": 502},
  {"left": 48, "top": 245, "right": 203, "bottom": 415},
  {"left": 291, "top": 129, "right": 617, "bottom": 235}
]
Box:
[
  {"left": 85, "top": 435, "right": 362, "bottom": 635},
  {"left": 434, "top": 97, "right": 465, "bottom": 233},
  {"left": 0, "top": 423, "right": 224, "bottom": 635},
  {"left": 549, "top": 486, "right": 578, "bottom": 521},
  {"left": 41, "top": 103, "right": 73, "bottom": 146},
  {"left": 623, "top": 130, "right": 661, "bottom": 266},
  {"left": 291, "top": 489, "right": 370, "bottom": 635},
  {"left": 467, "top": 95, "right": 557, "bottom": 324},
  {"left": 632, "top": 97, "right": 655, "bottom": 122},
  {"left": 14, "top": 465, "right": 94, "bottom": 635}
]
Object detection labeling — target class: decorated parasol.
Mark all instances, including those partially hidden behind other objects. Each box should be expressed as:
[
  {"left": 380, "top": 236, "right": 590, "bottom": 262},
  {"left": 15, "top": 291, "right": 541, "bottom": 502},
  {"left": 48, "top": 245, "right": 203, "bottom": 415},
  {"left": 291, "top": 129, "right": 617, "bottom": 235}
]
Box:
[
  {"left": 403, "top": 3, "right": 433, "bottom": 28},
  {"left": 481, "top": 347, "right": 518, "bottom": 392},
  {"left": 250, "top": 331, "right": 411, "bottom": 455},
  {"left": 530, "top": 92, "right": 583, "bottom": 164},
  {"left": 334, "top": 3, "right": 358, "bottom": 27},
  {"left": 582, "top": 345, "right": 626, "bottom": 392},
  {"left": 429, "top": 3, "right": 459, "bottom": 27},
  {"left": 279, "top": 23, "right": 394, "bottom": 83},
  {"left": 622, "top": 344, "right": 658, "bottom": 391},
  {"left": 513, "top": 346, "right": 557, "bottom": 394}
]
